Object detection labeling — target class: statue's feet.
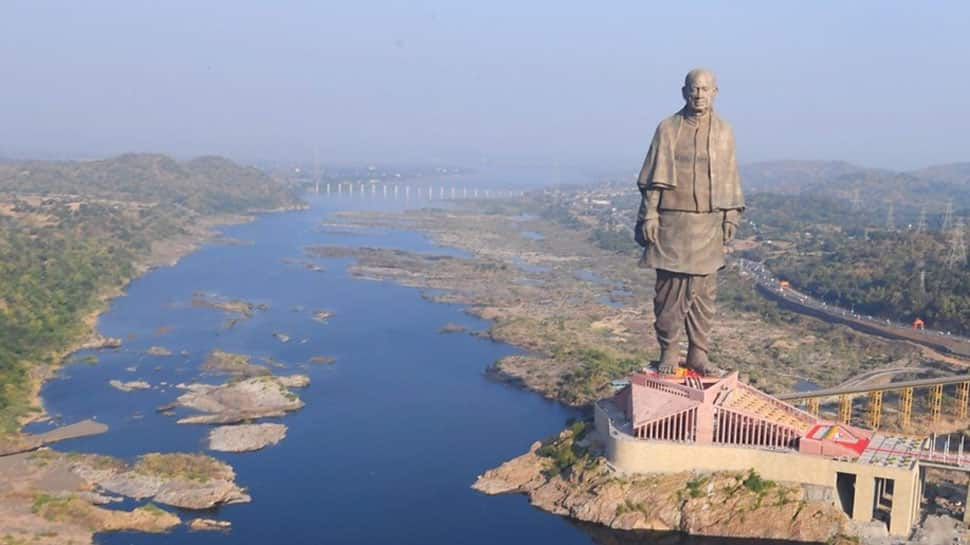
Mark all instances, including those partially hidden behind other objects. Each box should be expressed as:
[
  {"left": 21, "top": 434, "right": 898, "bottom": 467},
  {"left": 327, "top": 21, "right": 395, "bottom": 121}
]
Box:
[
  {"left": 685, "top": 347, "right": 723, "bottom": 377},
  {"left": 657, "top": 349, "right": 680, "bottom": 375},
  {"left": 689, "top": 365, "right": 726, "bottom": 378}
]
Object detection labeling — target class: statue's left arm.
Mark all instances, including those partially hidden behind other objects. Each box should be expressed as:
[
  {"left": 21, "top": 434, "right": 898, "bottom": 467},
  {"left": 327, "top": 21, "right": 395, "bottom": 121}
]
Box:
[{"left": 720, "top": 121, "right": 744, "bottom": 242}]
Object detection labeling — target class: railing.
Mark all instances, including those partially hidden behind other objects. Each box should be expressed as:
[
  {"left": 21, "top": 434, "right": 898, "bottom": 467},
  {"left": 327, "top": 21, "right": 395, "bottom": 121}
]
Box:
[
  {"left": 633, "top": 407, "right": 697, "bottom": 443},
  {"left": 712, "top": 407, "right": 799, "bottom": 451}
]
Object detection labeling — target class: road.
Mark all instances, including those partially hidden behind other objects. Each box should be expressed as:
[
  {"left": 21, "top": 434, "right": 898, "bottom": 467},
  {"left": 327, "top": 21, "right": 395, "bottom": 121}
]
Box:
[{"left": 736, "top": 258, "right": 970, "bottom": 359}]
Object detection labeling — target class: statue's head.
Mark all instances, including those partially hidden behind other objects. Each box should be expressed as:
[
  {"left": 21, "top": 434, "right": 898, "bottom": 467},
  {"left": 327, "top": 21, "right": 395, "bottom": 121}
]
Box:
[{"left": 682, "top": 68, "right": 718, "bottom": 115}]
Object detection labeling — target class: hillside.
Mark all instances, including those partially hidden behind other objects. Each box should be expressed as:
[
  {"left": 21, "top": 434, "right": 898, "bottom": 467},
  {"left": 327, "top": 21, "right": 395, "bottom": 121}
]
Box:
[
  {"left": 0, "top": 153, "right": 300, "bottom": 214},
  {"left": 0, "top": 154, "right": 301, "bottom": 432},
  {"left": 912, "top": 162, "right": 970, "bottom": 186},
  {"left": 741, "top": 160, "right": 970, "bottom": 224}
]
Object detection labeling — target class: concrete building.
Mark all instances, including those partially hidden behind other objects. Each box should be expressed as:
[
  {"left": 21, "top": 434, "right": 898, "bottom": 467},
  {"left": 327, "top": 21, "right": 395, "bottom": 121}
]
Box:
[{"left": 595, "top": 370, "right": 928, "bottom": 536}]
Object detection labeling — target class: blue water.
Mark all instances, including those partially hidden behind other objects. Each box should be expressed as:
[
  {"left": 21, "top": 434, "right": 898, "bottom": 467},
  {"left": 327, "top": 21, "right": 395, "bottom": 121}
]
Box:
[
  {"left": 30, "top": 193, "right": 810, "bottom": 545},
  {"left": 29, "top": 194, "right": 603, "bottom": 545}
]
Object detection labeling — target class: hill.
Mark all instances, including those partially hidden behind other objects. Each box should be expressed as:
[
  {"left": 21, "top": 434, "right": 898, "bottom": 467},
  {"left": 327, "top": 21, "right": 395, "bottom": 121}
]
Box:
[
  {"left": 741, "top": 160, "right": 970, "bottom": 227},
  {"left": 0, "top": 153, "right": 300, "bottom": 214},
  {"left": 0, "top": 154, "right": 301, "bottom": 432}
]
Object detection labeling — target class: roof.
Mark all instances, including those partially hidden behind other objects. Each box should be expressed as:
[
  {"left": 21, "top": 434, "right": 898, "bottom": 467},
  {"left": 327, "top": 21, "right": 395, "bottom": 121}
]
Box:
[
  {"left": 718, "top": 383, "right": 817, "bottom": 433},
  {"left": 629, "top": 383, "right": 700, "bottom": 427}
]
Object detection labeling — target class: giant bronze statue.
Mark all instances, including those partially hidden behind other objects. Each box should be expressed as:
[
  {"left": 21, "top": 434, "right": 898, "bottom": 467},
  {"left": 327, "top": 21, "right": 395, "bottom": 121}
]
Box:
[{"left": 635, "top": 68, "right": 744, "bottom": 376}]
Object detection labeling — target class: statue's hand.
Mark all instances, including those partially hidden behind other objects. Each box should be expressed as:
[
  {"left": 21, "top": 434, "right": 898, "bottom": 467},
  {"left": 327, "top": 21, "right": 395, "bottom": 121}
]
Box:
[
  {"left": 645, "top": 218, "right": 660, "bottom": 245},
  {"left": 723, "top": 222, "right": 736, "bottom": 243}
]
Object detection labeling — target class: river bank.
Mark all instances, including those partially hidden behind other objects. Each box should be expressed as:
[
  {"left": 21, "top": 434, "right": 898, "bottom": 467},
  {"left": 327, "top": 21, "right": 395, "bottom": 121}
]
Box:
[
  {"left": 318, "top": 202, "right": 925, "bottom": 402},
  {"left": 312, "top": 197, "right": 956, "bottom": 542},
  {"left": 11, "top": 193, "right": 598, "bottom": 545},
  {"left": 16, "top": 211, "right": 260, "bottom": 432},
  {"left": 0, "top": 206, "right": 308, "bottom": 543}
]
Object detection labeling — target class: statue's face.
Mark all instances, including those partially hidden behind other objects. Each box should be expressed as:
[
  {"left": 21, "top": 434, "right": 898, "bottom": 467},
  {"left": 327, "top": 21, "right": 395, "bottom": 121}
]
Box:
[{"left": 682, "top": 72, "right": 717, "bottom": 114}]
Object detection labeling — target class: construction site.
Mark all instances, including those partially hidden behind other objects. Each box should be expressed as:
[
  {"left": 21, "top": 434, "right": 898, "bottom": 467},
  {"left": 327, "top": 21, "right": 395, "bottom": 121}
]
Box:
[{"left": 595, "top": 369, "right": 970, "bottom": 537}]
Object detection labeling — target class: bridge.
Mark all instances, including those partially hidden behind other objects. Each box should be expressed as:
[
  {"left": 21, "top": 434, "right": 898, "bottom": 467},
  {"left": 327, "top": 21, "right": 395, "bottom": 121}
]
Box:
[
  {"left": 308, "top": 181, "right": 525, "bottom": 200},
  {"left": 778, "top": 373, "right": 970, "bottom": 429}
]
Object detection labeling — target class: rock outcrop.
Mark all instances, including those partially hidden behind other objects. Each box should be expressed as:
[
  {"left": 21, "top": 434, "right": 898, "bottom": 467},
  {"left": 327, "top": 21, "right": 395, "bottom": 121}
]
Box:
[
  {"left": 32, "top": 497, "right": 180, "bottom": 534},
  {"left": 472, "top": 427, "right": 851, "bottom": 543},
  {"left": 146, "top": 346, "right": 172, "bottom": 356},
  {"left": 109, "top": 379, "right": 151, "bottom": 392},
  {"left": 188, "top": 517, "right": 232, "bottom": 531},
  {"left": 71, "top": 452, "right": 250, "bottom": 510},
  {"left": 202, "top": 349, "right": 269, "bottom": 377},
  {"left": 208, "top": 423, "right": 287, "bottom": 452},
  {"left": 173, "top": 376, "right": 304, "bottom": 424}
]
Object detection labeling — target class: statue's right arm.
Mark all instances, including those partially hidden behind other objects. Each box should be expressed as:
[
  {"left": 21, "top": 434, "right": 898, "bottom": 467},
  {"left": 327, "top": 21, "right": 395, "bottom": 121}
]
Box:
[
  {"left": 636, "top": 123, "right": 667, "bottom": 245},
  {"left": 643, "top": 190, "right": 661, "bottom": 244}
]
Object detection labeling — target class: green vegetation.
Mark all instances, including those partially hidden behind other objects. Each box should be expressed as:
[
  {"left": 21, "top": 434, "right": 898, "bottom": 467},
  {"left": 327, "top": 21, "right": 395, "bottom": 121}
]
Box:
[
  {"left": 685, "top": 475, "right": 709, "bottom": 498},
  {"left": 0, "top": 154, "right": 299, "bottom": 215},
  {"left": 590, "top": 227, "right": 636, "bottom": 254},
  {"left": 739, "top": 192, "right": 970, "bottom": 334},
  {"left": 30, "top": 493, "right": 64, "bottom": 514},
  {"left": 742, "top": 469, "right": 775, "bottom": 494},
  {"left": 134, "top": 453, "right": 229, "bottom": 483},
  {"left": 560, "top": 347, "right": 643, "bottom": 405},
  {"left": 0, "top": 154, "right": 299, "bottom": 432},
  {"left": 536, "top": 420, "right": 589, "bottom": 475},
  {"left": 139, "top": 503, "right": 166, "bottom": 515},
  {"left": 615, "top": 498, "right": 649, "bottom": 516},
  {"left": 31, "top": 494, "right": 100, "bottom": 530}
]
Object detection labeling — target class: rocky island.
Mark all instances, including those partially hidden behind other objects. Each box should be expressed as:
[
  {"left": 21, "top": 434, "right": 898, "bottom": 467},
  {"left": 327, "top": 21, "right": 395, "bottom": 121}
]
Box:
[
  {"left": 0, "top": 448, "right": 248, "bottom": 544},
  {"left": 171, "top": 375, "right": 307, "bottom": 425},
  {"left": 472, "top": 425, "right": 851, "bottom": 543},
  {"left": 208, "top": 423, "right": 288, "bottom": 452}
]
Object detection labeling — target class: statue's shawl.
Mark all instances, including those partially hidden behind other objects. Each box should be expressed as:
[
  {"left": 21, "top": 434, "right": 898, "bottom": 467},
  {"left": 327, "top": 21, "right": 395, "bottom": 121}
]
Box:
[{"left": 636, "top": 108, "right": 745, "bottom": 210}]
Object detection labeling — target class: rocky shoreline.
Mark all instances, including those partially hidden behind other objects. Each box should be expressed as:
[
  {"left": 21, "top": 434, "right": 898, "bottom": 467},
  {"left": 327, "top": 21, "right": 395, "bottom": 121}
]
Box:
[
  {"left": 0, "top": 209, "right": 297, "bottom": 544},
  {"left": 472, "top": 425, "right": 854, "bottom": 544},
  {"left": 0, "top": 449, "right": 246, "bottom": 544}
]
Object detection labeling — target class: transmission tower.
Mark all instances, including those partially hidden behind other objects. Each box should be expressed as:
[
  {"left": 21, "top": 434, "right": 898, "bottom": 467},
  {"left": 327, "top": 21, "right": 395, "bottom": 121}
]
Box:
[
  {"left": 945, "top": 216, "right": 967, "bottom": 269},
  {"left": 850, "top": 188, "right": 862, "bottom": 212},
  {"left": 915, "top": 206, "right": 927, "bottom": 234},
  {"left": 942, "top": 200, "right": 954, "bottom": 232},
  {"left": 917, "top": 259, "right": 926, "bottom": 294},
  {"left": 885, "top": 202, "right": 895, "bottom": 231}
]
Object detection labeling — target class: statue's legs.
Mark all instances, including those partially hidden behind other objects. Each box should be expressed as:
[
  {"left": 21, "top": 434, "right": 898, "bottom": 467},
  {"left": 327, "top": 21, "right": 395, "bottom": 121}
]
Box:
[
  {"left": 654, "top": 270, "right": 718, "bottom": 375},
  {"left": 684, "top": 272, "right": 717, "bottom": 374},
  {"left": 653, "top": 269, "right": 691, "bottom": 372}
]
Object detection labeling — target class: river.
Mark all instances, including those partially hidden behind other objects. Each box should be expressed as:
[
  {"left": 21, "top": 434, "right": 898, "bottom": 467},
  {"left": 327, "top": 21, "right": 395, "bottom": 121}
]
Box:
[{"left": 28, "top": 191, "right": 806, "bottom": 545}]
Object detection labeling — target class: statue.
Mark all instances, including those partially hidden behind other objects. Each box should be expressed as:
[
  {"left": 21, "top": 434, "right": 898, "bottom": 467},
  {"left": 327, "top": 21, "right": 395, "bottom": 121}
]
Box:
[{"left": 635, "top": 68, "right": 745, "bottom": 376}]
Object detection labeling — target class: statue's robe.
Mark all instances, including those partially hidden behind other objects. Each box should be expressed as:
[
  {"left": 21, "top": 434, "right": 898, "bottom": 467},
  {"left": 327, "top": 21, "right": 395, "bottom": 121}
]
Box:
[{"left": 636, "top": 108, "right": 744, "bottom": 275}]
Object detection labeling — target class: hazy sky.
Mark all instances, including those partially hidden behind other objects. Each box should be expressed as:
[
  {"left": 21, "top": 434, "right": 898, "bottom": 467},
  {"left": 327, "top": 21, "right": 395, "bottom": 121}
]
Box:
[{"left": 1, "top": 2, "right": 966, "bottom": 170}]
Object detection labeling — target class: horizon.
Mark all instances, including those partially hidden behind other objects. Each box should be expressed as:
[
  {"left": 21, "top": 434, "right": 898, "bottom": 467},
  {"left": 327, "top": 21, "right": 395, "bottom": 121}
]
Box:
[{"left": 1, "top": 2, "right": 967, "bottom": 171}]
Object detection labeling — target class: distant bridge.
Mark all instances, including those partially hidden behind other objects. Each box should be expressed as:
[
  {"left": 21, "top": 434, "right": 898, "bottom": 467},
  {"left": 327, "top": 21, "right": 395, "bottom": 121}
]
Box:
[
  {"left": 779, "top": 374, "right": 970, "bottom": 429},
  {"left": 308, "top": 181, "right": 525, "bottom": 200}
]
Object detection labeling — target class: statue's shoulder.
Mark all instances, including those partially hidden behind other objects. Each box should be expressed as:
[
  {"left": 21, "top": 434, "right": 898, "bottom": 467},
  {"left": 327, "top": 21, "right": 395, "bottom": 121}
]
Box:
[
  {"left": 712, "top": 112, "right": 735, "bottom": 135},
  {"left": 657, "top": 110, "right": 683, "bottom": 130},
  {"left": 652, "top": 110, "right": 683, "bottom": 138}
]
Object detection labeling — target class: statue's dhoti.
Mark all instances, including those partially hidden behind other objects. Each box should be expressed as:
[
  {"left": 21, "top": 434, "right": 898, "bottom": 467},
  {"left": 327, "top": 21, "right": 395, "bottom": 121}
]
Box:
[
  {"left": 640, "top": 210, "right": 725, "bottom": 367},
  {"left": 653, "top": 269, "right": 716, "bottom": 361}
]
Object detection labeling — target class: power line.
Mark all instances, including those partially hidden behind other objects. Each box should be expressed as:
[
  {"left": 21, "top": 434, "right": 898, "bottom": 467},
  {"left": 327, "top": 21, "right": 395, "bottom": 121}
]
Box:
[
  {"left": 942, "top": 200, "right": 954, "bottom": 232},
  {"left": 850, "top": 188, "right": 862, "bottom": 212},
  {"left": 945, "top": 216, "right": 967, "bottom": 269}
]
